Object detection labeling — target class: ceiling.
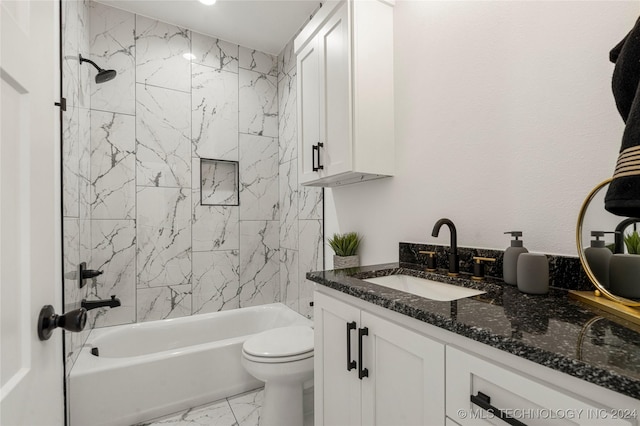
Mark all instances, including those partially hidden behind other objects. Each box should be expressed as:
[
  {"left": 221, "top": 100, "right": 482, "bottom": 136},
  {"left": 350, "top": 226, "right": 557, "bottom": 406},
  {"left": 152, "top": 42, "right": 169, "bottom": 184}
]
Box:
[{"left": 96, "top": 0, "right": 320, "bottom": 55}]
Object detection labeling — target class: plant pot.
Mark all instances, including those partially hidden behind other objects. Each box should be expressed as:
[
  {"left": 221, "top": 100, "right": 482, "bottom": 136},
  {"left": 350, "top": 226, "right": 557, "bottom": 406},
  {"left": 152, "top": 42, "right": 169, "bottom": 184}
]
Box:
[
  {"left": 333, "top": 255, "right": 359, "bottom": 269},
  {"left": 609, "top": 254, "right": 640, "bottom": 298}
]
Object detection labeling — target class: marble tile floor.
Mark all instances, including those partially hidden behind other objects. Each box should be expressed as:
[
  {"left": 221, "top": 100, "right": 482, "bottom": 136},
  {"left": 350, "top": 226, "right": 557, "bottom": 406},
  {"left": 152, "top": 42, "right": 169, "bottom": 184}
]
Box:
[
  {"left": 137, "top": 388, "right": 263, "bottom": 426},
  {"left": 137, "top": 387, "right": 313, "bottom": 426}
]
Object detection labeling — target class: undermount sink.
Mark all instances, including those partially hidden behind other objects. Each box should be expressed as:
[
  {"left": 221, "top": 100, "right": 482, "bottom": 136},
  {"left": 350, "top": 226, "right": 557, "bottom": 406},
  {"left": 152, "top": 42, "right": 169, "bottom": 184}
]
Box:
[{"left": 363, "top": 274, "right": 485, "bottom": 301}]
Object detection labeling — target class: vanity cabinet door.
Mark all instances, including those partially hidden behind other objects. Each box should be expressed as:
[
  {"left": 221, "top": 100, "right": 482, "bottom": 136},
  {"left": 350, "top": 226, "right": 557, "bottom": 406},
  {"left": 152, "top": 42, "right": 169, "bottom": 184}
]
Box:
[
  {"left": 446, "top": 346, "right": 636, "bottom": 426},
  {"left": 360, "top": 311, "right": 445, "bottom": 426},
  {"left": 315, "top": 291, "right": 446, "bottom": 426},
  {"left": 314, "top": 292, "right": 362, "bottom": 426}
]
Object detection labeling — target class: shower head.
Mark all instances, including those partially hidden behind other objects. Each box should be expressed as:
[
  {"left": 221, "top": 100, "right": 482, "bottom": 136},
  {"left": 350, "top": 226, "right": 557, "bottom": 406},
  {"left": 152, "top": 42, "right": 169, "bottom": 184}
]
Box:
[
  {"left": 79, "top": 54, "right": 117, "bottom": 84},
  {"left": 95, "top": 69, "right": 117, "bottom": 84}
]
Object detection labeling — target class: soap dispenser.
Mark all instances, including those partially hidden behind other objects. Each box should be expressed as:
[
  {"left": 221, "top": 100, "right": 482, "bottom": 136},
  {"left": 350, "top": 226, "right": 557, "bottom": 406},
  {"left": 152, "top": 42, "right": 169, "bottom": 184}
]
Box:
[
  {"left": 584, "top": 231, "right": 613, "bottom": 288},
  {"left": 503, "top": 231, "right": 528, "bottom": 285}
]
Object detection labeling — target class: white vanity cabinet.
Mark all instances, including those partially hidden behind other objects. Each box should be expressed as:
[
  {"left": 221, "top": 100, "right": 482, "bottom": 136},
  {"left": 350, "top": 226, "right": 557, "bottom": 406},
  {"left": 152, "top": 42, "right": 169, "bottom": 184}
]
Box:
[
  {"left": 295, "top": 0, "right": 395, "bottom": 187},
  {"left": 446, "top": 346, "right": 636, "bottom": 426},
  {"left": 314, "top": 291, "right": 445, "bottom": 425},
  {"left": 314, "top": 288, "right": 640, "bottom": 426}
]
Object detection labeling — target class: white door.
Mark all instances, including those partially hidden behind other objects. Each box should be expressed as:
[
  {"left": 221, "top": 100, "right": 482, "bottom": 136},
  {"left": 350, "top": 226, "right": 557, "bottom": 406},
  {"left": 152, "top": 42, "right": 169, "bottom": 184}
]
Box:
[
  {"left": 1, "top": 0, "right": 64, "bottom": 424},
  {"left": 314, "top": 292, "right": 361, "bottom": 426},
  {"left": 361, "top": 311, "right": 445, "bottom": 426}
]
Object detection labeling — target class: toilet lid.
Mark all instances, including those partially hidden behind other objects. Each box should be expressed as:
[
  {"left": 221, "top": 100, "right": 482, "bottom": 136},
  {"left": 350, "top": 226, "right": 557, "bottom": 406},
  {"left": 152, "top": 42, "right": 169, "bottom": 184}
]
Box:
[{"left": 243, "top": 326, "right": 314, "bottom": 358}]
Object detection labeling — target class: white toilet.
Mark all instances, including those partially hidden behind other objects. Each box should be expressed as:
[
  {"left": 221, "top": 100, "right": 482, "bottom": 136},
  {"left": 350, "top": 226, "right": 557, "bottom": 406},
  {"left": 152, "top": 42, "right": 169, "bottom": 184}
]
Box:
[{"left": 241, "top": 325, "right": 314, "bottom": 426}]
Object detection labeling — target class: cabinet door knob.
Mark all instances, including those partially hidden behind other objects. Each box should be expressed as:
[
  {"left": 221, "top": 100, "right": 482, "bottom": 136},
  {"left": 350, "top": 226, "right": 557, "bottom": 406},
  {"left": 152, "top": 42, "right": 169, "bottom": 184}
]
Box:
[
  {"left": 358, "top": 326, "right": 369, "bottom": 380},
  {"left": 346, "top": 321, "right": 357, "bottom": 371}
]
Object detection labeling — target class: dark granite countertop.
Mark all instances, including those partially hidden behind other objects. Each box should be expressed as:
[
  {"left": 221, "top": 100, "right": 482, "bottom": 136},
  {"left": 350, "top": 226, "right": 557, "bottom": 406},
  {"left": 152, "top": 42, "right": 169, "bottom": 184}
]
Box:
[{"left": 307, "top": 262, "right": 640, "bottom": 401}]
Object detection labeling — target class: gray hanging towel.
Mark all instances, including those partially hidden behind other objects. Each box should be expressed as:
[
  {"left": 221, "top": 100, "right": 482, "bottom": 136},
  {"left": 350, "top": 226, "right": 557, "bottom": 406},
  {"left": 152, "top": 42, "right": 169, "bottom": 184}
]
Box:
[{"left": 605, "top": 17, "right": 640, "bottom": 217}]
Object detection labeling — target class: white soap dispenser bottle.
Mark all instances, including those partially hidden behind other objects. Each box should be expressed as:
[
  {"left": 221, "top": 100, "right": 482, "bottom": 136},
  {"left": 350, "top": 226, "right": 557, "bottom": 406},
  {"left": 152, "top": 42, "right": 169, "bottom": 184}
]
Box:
[{"left": 503, "top": 231, "right": 528, "bottom": 285}]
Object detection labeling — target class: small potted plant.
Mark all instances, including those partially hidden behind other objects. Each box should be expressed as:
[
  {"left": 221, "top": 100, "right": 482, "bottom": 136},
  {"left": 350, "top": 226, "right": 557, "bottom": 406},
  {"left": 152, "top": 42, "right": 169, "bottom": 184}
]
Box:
[
  {"left": 610, "top": 230, "right": 640, "bottom": 298},
  {"left": 328, "top": 232, "right": 362, "bottom": 269},
  {"left": 625, "top": 231, "right": 640, "bottom": 254}
]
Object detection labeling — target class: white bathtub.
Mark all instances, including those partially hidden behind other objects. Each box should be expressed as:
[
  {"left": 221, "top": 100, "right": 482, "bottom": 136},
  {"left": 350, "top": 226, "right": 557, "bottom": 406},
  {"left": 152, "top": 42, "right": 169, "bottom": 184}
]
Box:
[{"left": 69, "top": 303, "right": 312, "bottom": 426}]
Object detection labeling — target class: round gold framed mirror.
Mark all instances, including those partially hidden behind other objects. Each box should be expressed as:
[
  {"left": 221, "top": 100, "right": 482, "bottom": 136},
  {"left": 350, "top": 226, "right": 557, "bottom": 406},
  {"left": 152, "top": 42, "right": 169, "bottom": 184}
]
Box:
[{"left": 576, "top": 177, "right": 640, "bottom": 307}]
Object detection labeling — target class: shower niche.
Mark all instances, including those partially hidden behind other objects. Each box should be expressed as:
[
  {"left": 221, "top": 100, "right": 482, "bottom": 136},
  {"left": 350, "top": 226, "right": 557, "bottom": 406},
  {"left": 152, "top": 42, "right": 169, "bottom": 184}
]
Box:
[{"left": 200, "top": 158, "right": 240, "bottom": 206}]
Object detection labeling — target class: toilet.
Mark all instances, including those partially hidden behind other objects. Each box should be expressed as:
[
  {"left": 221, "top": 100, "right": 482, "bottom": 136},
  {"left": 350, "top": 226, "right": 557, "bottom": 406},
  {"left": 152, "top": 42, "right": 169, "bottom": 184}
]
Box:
[{"left": 241, "top": 325, "right": 314, "bottom": 426}]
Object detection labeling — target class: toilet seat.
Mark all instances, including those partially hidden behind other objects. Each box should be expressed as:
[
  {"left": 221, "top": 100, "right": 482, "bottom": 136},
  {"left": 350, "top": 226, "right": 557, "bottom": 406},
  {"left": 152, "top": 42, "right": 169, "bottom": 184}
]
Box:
[
  {"left": 242, "top": 326, "right": 313, "bottom": 363},
  {"left": 242, "top": 349, "right": 313, "bottom": 364}
]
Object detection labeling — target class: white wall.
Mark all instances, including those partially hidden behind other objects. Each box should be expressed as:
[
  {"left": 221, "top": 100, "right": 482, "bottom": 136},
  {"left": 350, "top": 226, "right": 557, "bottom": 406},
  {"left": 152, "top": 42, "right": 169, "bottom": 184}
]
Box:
[{"left": 326, "top": 1, "right": 639, "bottom": 266}]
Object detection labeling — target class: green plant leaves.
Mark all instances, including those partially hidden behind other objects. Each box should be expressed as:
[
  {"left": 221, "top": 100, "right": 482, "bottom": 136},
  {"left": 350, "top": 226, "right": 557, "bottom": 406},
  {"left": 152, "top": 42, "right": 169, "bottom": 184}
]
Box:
[
  {"left": 328, "top": 232, "right": 361, "bottom": 256},
  {"left": 624, "top": 231, "right": 640, "bottom": 255}
]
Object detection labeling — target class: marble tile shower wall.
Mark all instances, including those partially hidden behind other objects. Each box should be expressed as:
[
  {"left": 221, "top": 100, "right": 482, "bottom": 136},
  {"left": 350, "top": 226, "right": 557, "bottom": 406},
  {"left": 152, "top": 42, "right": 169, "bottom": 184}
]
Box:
[
  {"left": 84, "top": 1, "right": 281, "bottom": 326},
  {"left": 62, "top": 1, "right": 323, "bottom": 372}
]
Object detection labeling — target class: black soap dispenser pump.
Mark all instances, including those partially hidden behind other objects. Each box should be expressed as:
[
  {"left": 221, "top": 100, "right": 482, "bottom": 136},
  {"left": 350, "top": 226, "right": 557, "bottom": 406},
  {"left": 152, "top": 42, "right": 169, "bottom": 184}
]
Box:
[
  {"left": 584, "top": 231, "right": 614, "bottom": 288},
  {"left": 503, "top": 231, "right": 528, "bottom": 285}
]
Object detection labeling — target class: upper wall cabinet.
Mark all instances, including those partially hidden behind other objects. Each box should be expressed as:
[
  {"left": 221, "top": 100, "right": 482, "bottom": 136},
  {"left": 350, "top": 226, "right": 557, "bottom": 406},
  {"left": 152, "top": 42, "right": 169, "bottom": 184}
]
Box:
[{"left": 295, "top": 0, "right": 395, "bottom": 187}]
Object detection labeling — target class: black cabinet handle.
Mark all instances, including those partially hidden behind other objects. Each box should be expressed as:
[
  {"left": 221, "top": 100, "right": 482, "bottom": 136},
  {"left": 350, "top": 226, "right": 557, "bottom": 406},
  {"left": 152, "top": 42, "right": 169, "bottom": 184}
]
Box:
[
  {"left": 346, "top": 321, "right": 357, "bottom": 371},
  {"left": 470, "top": 392, "right": 527, "bottom": 426},
  {"left": 358, "top": 327, "right": 369, "bottom": 380},
  {"left": 317, "top": 142, "right": 324, "bottom": 170},
  {"left": 312, "top": 144, "right": 318, "bottom": 171},
  {"left": 312, "top": 144, "right": 317, "bottom": 171},
  {"left": 312, "top": 142, "right": 324, "bottom": 172}
]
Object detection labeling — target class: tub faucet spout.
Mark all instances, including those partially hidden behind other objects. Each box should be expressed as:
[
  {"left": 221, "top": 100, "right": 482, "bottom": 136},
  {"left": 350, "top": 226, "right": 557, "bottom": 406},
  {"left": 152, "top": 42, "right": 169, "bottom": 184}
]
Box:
[
  {"left": 81, "top": 295, "right": 121, "bottom": 311},
  {"left": 431, "top": 218, "right": 459, "bottom": 276}
]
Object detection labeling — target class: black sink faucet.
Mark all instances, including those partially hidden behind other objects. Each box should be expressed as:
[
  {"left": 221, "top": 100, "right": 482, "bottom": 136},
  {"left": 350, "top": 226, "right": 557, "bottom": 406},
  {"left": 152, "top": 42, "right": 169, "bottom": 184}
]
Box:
[
  {"left": 614, "top": 218, "right": 640, "bottom": 253},
  {"left": 431, "top": 218, "right": 459, "bottom": 276},
  {"left": 81, "top": 295, "right": 121, "bottom": 311}
]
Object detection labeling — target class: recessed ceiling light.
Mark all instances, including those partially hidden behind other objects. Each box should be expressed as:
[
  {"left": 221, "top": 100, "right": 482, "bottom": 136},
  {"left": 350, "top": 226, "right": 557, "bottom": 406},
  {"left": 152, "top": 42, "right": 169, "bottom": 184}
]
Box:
[
  {"left": 199, "top": 0, "right": 216, "bottom": 5},
  {"left": 183, "top": 52, "right": 197, "bottom": 60}
]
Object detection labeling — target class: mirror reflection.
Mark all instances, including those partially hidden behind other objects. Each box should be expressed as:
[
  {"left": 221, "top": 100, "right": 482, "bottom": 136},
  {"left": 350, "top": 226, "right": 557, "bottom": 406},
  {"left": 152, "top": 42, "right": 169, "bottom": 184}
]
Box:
[
  {"left": 581, "top": 180, "right": 640, "bottom": 300},
  {"left": 577, "top": 316, "right": 640, "bottom": 376}
]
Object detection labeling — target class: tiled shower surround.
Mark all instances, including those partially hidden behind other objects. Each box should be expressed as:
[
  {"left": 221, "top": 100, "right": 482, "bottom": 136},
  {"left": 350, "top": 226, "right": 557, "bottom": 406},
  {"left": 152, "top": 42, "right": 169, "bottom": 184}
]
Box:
[{"left": 62, "top": 0, "right": 322, "bottom": 373}]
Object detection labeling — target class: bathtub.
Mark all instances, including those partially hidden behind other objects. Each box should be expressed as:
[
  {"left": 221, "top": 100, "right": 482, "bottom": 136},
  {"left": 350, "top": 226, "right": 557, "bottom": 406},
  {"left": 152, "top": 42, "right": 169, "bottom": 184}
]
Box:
[{"left": 69, "top": 303, "right": 313, "bottom": 426}]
